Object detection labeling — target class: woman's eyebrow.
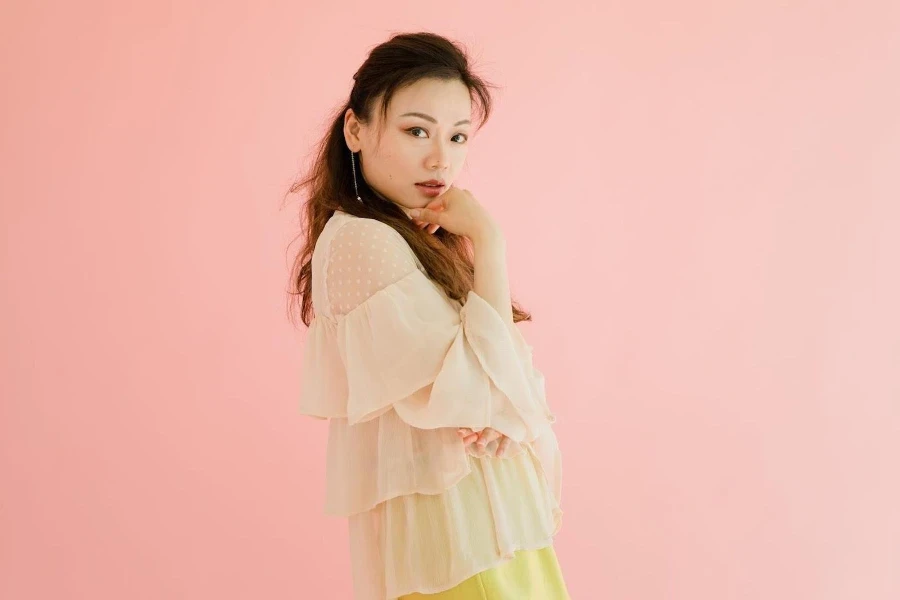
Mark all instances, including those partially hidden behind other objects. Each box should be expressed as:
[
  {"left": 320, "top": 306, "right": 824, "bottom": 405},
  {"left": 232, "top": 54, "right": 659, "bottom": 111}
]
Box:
[{"left": 399, "top": 112, "right": 470, "bottom": 126}]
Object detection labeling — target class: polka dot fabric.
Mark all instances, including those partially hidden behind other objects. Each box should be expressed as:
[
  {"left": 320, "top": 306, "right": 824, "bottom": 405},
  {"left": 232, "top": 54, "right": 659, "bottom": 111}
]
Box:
[{"left": 325, "top": 218, "right": 420, "bottom": 318}]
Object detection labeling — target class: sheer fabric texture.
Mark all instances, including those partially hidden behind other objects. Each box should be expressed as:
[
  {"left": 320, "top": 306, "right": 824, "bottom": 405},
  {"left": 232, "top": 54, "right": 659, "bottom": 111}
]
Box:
[{"left": 299, "top": 210, "right": 564, "bottom": 600}]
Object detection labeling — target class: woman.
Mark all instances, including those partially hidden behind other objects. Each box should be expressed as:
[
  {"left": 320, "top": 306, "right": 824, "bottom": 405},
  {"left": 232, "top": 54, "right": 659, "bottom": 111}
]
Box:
[{"left": 288, "top": 32, "right": 568, "bottom": 600}]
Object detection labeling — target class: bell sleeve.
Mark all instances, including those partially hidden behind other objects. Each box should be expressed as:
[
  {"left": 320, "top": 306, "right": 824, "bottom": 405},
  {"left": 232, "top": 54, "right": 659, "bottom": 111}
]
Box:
[
  {"left": 314, "top": 217, "right": 555, "bottom": 444},
  {"left": 298, "top": 215, "right": 563, "bottom": 518}
]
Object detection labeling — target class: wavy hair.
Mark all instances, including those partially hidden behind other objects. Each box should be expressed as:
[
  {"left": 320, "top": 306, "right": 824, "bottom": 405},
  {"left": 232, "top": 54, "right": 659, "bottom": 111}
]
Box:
[{"left": 285, "top": 31, "right": 531, "bottom": 328}]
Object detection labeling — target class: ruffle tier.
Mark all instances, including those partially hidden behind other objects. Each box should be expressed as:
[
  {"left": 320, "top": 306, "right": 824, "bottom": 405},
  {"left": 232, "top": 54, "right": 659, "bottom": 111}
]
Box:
[
  {"left": 300, "top": 268, "right": 560, "bottom": 517},
  {"left": 348, "top": 448, "right": 564, "bottom": 600},
  {"left": 300, "top": 269, "right": 554, "bottom": 440},
  {"left": 299, "top": 222, "right": 564, "bottom": 598}
]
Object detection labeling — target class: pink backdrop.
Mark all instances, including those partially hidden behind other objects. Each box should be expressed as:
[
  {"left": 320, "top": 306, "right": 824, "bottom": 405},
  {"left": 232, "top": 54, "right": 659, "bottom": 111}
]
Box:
[{"left": 2, "top": 2, "right": 898, "bottom": 599}]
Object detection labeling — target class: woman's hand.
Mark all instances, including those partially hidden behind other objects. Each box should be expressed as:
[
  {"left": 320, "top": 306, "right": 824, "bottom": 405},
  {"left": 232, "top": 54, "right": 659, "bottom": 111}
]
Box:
[
  {"left": 410, "top": 197, "right": 444, "bottom": 234},
  {"left": 408, "top": 186, "right": 500, "bottom": 243},
  {"left": 457, "top": 427, "right": 513, "bottom": 457}
]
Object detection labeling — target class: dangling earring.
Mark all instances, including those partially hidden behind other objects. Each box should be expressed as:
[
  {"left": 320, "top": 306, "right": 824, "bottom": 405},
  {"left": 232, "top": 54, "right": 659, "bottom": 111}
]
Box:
[{"left": 350, "top": 150, "right": 362, "bottom": 202}]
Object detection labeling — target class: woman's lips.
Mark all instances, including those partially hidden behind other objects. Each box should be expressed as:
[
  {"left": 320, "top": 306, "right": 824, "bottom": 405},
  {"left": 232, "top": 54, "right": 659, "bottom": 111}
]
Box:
[{"left": 415, "top": 183, "right": 445, "bottom": 197}]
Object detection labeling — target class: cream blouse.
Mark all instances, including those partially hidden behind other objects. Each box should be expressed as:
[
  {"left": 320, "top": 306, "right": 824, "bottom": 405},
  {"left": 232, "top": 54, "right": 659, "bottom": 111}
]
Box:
[{"left": 299, "top": 210, "right": 564, "bottom": 600}]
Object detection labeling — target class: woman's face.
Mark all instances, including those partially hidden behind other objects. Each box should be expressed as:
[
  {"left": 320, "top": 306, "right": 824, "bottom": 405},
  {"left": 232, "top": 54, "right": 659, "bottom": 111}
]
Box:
[{"left": 344, "top": 77, "right": 472, "bottom": 215}]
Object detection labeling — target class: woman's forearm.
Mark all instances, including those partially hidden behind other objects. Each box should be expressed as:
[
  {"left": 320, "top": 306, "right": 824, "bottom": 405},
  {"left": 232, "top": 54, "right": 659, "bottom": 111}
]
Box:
[{"left": 472, "top": 230, "right": 514, "bottom": 329}]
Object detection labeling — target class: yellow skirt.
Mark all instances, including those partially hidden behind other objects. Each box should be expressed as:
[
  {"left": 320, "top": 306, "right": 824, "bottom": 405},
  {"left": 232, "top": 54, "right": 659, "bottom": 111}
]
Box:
[{"left": 397, "top": 546, "right": 570, "bottom": 599}]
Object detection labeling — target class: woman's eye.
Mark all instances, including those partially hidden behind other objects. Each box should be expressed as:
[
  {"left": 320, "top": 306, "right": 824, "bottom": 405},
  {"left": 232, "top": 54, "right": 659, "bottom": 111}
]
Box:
[{"left": 406, "top": 127, "right": 468, "bottom": 143}]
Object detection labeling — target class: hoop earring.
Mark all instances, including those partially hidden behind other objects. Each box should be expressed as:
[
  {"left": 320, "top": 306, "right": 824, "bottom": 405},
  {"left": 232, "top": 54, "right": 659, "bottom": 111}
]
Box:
[{"left": 350, "top": 150, "right": 362, "bottom": 202}]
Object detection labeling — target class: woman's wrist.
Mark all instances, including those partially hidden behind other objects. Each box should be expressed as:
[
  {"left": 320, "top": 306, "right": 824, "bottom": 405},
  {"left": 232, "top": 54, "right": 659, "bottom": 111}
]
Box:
[{"left": 470, "top": 221, "right": 505, "bottom": 248}]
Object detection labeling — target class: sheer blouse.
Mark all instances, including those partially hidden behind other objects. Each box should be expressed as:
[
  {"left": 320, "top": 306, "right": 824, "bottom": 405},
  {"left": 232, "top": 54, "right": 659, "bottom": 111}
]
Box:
[{"left": 299, "top": 210, "right": 563, "bottom": 599}]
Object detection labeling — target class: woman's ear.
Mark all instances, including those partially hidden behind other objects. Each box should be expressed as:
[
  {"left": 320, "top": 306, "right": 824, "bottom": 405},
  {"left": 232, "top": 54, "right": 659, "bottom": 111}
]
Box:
[{"left": 344, "top": 108, "right": 362, "bottom": 152}]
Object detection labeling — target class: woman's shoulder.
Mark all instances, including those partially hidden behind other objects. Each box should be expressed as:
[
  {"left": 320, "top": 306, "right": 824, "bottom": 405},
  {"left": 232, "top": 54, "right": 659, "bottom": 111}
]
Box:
[
  {"left": 314, "top": 210, "right": 373, "bottom": 254},
  {"left": 312, "top": 210, "right": 423, "bottom": 289},
  {"left": 329, "top": 209, "right": 403, "bottom": 236},
  {"left": 312, "top": 210, "right": 434, "bottom": 319},
  {"left": 323, "top": 210, "right": 412, "bottom": 257}
]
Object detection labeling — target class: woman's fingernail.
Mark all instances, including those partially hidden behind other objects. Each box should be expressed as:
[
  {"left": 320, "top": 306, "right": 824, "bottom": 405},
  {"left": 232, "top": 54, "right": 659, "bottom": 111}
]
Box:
[{"left": 409, "top": 209, "right": 421, "bottom": 218}]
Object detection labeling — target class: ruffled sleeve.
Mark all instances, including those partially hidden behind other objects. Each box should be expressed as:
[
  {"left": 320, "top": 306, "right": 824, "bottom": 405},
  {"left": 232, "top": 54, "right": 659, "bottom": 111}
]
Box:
[
  {"left": 311, "top": 216, "right": 555, "bottom": 444},
  {"left": 298, "top": 214, "right": 562, "bottom": 520}
]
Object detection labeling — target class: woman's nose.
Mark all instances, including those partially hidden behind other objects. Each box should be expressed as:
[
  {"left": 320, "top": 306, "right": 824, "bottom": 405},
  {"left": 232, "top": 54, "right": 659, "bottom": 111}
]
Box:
[{"left": 428, "top": 142, "right": 451, "bottom": 170}]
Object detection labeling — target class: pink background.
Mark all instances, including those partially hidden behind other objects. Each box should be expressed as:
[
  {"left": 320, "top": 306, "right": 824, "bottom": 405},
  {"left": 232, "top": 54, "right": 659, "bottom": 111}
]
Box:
[{"left": 2, "top": 2, "right": 898, "bottom": 599}]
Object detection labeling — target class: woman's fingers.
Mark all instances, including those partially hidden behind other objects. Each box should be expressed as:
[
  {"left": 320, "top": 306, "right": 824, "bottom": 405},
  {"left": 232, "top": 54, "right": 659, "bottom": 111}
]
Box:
[
  {"left": 458, "top": 427, "right": 491, "bottom": 446},
  {"left": 409, "top": 199, "right": 445, "bottom": 233},
  {"left": 496, "top": 436, "right": 512, "bottom": 458},
  {"left": 458, "top": 427, "right": 511, "bottom": 457},
  {"left": 475, "top": 428, "right": 503, "bottom": 448},
  {"left": 457, "top": 428, "right": 477, "bottom": 444},
  {"left": 412, "top": 218, "right": 442, "bottom": 234},
  {"left": 408, "top": 205, "right": 444, "bottom": 224}
]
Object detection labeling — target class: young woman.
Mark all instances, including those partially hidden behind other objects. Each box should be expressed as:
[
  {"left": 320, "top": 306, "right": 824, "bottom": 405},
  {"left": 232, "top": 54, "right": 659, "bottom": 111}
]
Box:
[{"left": 288, "top": 32, "right": 568, "bottom": 600}]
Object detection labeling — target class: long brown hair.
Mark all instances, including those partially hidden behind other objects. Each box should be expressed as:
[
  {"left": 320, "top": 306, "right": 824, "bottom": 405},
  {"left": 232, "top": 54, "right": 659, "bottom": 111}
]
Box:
[{"left": 285, "top": 31, "right": 532, "bottom": 328}]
